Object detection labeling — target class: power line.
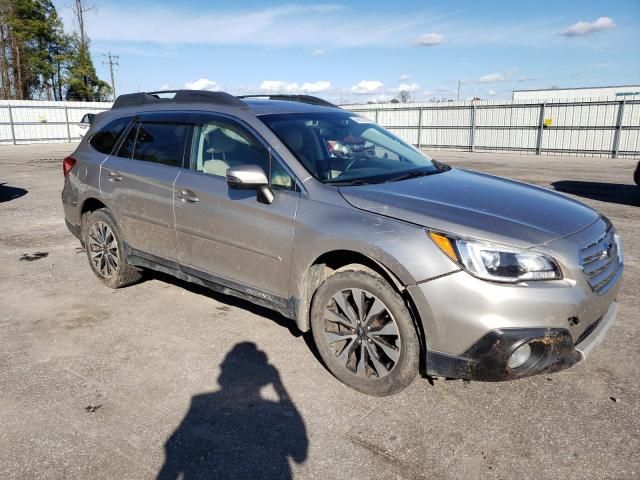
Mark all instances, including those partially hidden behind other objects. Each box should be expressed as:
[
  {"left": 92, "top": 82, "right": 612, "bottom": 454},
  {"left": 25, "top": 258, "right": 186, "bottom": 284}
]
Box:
[{"left": 101, "top": 52, "right": 119, "bottom": 100}]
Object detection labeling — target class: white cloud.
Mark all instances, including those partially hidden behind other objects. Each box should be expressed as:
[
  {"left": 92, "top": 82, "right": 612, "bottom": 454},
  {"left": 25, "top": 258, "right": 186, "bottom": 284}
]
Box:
[
  {"left": 184, "top": 78, "right": 221, "bottom": 91},
  {"left": 158, "top": 84, "right": 171, "bottom": 91},
  {"left": 478, "top": 73, "right": 505, "bottom": 83},
  {"left": 488, "top": 89, "right": 497, "bottom": 96},
  {"left": 368, "top": 94, "right": 392, "bottom": 103},
  {"left": 66, "top": 4, "right": 428, "bottom": 48},
  {"left": 310, "top": 49, "right": 326, "bottom": 56},
  {"left": 351, "top": 80, "right": 384, "bottom": 94},
  {"left": 517, "top": 75, "right": 529, "bottom": 82},
  {"left": 561, "top": 17, "right": 616, "bottom": 37},
  {"left": 415, "top": 33, "right": 445, "bottom": 46},
  {"left": 301, "top": 81, "right": 332, "bottom": 93},
  {"left": 260, "top": 81, "right": 299, "bottom": 93},
  {"left": 258, "top": 80, "right": 331, "bottom": 93},
  {"left": 397, "top": 83, "right": 420, "bottom": 92},
  {"left": 399, "top": 74, "right": 412, "bottom": 81}
]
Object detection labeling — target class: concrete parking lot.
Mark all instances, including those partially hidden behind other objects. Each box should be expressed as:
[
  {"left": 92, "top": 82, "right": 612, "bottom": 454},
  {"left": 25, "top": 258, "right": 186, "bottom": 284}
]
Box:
[{"left": 1, "top": 143, "right": 638, "bottom": 479}]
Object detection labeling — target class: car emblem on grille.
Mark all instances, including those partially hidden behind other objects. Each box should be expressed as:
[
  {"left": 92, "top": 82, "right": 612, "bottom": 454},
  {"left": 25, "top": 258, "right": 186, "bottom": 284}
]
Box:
[{"left": 601, "top": 241, "right": 613, "bottom": 260}]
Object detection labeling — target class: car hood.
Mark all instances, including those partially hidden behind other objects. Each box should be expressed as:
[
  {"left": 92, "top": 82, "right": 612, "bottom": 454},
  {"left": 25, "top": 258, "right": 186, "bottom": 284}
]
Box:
[{"left": 338, "top": 168, "right": 599, "bottom": 247}]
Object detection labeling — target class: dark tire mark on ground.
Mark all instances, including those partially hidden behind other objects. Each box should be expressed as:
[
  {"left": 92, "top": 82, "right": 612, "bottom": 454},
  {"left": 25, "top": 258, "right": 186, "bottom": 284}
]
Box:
[{"left": 19, "top": 252, "right": 49, "bottom": 261}]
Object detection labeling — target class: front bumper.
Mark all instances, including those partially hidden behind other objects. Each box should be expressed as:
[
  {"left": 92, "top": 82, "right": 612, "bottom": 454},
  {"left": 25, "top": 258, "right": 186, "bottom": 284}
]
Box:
[
  {"left": 407, "top": 233, "right": 622, "bottom": 381},
  {"left": 423, "top": 300, "right": 617, "bottom": 381}
]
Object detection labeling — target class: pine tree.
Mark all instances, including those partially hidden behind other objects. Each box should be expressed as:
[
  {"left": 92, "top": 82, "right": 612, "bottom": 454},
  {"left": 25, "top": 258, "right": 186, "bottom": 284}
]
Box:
[
  {"left": 0, "top": 0, "right": 66, "bottom": 99},
  {"left": 0, "top": 0, "right": 111, "bottom": 100},
  {"left": 65, "top": 34, "right": 111, "bottom": 101}
]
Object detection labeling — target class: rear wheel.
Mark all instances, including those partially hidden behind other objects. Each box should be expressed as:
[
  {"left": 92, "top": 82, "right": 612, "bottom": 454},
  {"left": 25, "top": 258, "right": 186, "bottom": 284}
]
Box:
[
  {"left": 82, "top": 209, "right": 142, "bottom": 288},
  {"left": 310, "top": 268, "right": 419, "bottom": 396}
]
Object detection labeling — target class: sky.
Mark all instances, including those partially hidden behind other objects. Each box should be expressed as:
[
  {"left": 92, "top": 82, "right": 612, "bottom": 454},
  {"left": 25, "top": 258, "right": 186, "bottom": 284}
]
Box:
[{"left": 53, "top": 0, "right": 640, "bottom": 103}]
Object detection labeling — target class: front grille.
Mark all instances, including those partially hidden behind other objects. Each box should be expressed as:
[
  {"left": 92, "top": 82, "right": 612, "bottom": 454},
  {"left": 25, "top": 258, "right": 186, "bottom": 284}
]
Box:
[{"left": 579, "top": 227, "right": 621, "bottom": 294}]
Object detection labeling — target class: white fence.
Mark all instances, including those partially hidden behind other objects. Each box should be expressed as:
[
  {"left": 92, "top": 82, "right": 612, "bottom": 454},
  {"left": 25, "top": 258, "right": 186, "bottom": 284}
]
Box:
[
  {"left": 2, "top": 98, "right": 639, "bottom": 158},
  {"left": 0, "top": 100, "right": 112, "bottom": 144},
  {"left": 346, "top": 97, "right": 640, "bottom": 159}
]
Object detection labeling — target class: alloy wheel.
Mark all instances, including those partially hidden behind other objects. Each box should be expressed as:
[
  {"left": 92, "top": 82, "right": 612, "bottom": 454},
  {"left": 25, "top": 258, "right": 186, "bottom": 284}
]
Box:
[
  {"left": 323, "top": 288, "right": 400, "bottom": 379},
  {"left": 87, "top": 221, "right": 119, "bottom": 279}
]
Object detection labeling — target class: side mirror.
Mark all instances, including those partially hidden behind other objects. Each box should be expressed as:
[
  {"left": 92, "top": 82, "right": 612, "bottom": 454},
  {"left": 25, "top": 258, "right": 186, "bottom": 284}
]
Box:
[{"left": 226, "top": 165, "right": 274, "bottom": 204}]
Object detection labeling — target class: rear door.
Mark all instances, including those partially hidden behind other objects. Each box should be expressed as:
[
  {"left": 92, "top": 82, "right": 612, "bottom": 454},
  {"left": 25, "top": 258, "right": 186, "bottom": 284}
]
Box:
[
  {"left": 173, "top": 114, "right": 300, "bottom": 302},
  {"left": 100, "top": 112, "right": 190, "bottom": 263}
]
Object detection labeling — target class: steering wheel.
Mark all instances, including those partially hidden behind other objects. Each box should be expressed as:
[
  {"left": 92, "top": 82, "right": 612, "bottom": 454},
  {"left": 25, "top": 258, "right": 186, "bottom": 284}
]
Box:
[{"left": 344, "top": 155, "right": 369, "bottom": 172}]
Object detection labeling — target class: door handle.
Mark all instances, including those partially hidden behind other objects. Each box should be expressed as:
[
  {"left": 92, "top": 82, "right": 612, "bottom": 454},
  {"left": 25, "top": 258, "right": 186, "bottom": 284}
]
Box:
[
  {"left": 177, "top": 189, "right": 199, "bottom": 203},
  {"left": 107, "top": 171, "right": 122, "bottom": 182}
]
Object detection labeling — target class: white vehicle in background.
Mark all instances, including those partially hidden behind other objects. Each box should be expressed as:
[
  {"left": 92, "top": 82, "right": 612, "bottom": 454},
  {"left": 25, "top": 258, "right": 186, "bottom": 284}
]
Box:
[{"left": 78, "top": 113, "right": 95, "bottom": 137}]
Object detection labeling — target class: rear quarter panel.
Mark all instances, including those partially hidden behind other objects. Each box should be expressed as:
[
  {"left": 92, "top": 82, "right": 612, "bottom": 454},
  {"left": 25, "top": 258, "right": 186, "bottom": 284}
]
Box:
[{"left": 62, "top": 139, "right": 109, "bottom": 227}]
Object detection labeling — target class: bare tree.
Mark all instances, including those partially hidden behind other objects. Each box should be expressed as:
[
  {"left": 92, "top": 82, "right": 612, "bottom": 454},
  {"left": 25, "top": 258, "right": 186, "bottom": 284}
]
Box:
[
  {"left": 72, "top": 0, "right": 94, "bottom": 48},
  {"left": 398, "top": 90, "right": 411, "bottom": 103}
]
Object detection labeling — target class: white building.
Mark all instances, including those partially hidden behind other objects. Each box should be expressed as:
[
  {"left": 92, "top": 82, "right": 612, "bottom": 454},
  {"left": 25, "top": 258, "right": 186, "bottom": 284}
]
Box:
[{"left": 512, "top": 85, "right": 640, "bottom": 101}]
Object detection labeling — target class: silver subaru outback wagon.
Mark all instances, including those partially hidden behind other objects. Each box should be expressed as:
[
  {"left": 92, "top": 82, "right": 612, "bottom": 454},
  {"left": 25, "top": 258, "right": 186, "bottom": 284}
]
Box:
[{"left": 62, "top": 90, "right": 623, "bottom": 396}]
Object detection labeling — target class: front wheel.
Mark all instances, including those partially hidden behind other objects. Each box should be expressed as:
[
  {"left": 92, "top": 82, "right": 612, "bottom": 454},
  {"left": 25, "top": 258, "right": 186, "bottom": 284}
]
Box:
[{"left": 310, "top": 268, "right": 420, "bottom": 396}]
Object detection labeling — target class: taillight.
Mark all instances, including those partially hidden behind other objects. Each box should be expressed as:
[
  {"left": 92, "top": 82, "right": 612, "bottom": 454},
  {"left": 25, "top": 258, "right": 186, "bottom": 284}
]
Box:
[{"left": 63, "top": 156, "right": 76, "bottom": 176}]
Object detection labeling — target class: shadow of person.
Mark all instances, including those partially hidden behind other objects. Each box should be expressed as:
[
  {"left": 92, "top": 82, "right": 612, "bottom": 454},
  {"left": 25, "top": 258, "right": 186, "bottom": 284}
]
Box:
[{"left": 157, "top": 342, "right": 308, "bottom": 480}]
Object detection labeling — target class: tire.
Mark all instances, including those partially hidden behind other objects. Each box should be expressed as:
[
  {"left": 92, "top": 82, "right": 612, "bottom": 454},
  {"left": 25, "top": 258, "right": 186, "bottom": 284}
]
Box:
[
  {"left": 82, "top": 208, "right": 142, "bottom": 288},
  {"left": 634, "top": 162, "right": 640, "bottom": 186},
  {"left": 310, "top": 267, "right": 420, "bottom": 396}
]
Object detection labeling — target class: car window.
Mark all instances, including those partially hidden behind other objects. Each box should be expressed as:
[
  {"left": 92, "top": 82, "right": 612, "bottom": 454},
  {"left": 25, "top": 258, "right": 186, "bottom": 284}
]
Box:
[
  {"left": 116, "top": 123, "right": 138, "bottom": 159},
  {"left": 190, "top": 119, "right": 294, "bottom": 190},
  {"left": 133, "top": 123, "right": 189, "bottom": 167},
  {"left": 116, "top": 122, "right": 189, "bottom": 167},
  {"left": 262, "top": 112, "right": 445, "bottom": 184},
  {"left": 89, "top": 116, "right": 131, "bottom": 155}
]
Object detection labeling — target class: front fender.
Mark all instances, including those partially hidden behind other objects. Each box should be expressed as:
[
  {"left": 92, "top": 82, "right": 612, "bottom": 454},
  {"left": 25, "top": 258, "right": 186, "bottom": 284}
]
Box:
[{"left": 288, "top": 197, "right": 458, "bottom": 329}]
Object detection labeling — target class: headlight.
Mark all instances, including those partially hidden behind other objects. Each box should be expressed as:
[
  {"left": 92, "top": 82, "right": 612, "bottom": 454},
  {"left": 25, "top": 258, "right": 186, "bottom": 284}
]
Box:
[{"left": 428, "top": 231, "right": 562, "bottom": 283}]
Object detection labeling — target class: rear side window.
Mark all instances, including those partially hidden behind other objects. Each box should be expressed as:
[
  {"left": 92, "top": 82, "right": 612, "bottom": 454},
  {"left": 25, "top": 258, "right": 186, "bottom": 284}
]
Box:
[
  {"left": 117, "top": 122, "right": 189, "bottom": 167},
  {"left": 117, "top": 124, "right": 138, "bottom": 159},
  {"left": 89, "top": 116, "right": 131, "bottom": 154}
]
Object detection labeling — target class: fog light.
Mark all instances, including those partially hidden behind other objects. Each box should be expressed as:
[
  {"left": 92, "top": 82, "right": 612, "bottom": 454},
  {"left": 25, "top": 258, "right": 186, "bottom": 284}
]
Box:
[{"left": 508, "top": 343, "right": 532, "bottom": 369}]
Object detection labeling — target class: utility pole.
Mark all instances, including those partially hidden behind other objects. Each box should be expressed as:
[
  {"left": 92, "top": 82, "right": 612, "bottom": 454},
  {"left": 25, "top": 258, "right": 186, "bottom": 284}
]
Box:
[
  {"left": 457, "top": 80, "right": 461, "bottom": 101},
  {"left": 102, "top": 52, "right": 119, "bottom": 100}
]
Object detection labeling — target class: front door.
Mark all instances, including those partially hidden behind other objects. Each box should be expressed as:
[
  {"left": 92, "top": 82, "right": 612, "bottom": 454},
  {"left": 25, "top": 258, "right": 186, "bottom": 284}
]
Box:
[{"left": 173, "top": 115, "right": 300, "bottom": 303}]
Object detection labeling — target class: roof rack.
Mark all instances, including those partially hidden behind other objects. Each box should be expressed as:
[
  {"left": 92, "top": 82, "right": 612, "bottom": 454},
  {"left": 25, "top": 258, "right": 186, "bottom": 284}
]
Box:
[
  {"left": 237, "top": 94, "right": 339, "bottom": 108},
  {"left": 112, "top": 90, "right": 248, "bottom": 110}
]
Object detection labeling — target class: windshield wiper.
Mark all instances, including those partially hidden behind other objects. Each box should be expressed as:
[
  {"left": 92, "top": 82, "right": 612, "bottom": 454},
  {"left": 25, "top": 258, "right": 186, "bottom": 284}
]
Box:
[
  {"left": 328, "top": 169, "right": 440, "bottom": 186},
  {"left": 326, "top": 178, "right": 374, "bottom": 186},
  {"left": 384, "top": 169, "right": 440, "bottom": 183}
]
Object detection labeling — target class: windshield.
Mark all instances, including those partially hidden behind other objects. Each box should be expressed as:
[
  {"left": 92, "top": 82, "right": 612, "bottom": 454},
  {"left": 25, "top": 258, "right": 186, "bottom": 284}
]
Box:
[{"left": 260, "top": 112, "right": 448, "bottom": 184}]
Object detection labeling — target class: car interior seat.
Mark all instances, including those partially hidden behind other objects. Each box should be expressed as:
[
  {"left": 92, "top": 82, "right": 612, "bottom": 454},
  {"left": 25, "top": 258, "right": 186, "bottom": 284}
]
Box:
[
  {"left": 201, "top": 128, "right": 238, "bottom": 177},
  {"left": 274, "top": 123, "right": 326, "bottom": 179}
]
